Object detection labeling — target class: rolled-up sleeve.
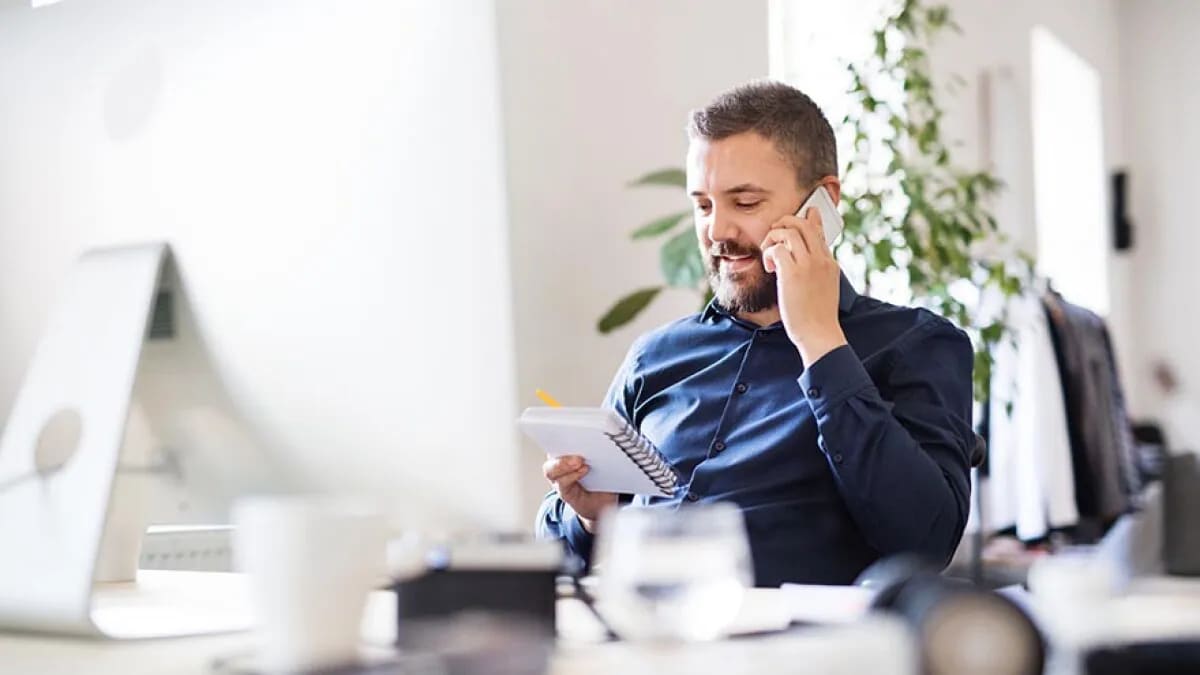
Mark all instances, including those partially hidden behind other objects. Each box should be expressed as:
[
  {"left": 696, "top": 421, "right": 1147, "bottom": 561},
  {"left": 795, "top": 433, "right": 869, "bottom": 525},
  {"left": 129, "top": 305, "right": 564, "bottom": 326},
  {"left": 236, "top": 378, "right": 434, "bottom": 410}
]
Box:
[{"left": 798, "top": 320, "right": 974, "bottom": 565}]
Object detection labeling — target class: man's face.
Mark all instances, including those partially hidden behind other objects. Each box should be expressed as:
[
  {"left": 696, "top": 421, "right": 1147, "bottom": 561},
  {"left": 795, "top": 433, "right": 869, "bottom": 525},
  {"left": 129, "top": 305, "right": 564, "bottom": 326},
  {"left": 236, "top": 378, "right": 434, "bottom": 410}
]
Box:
[{"left": 687, "top": 131, "right": 804, "bottom": 314}]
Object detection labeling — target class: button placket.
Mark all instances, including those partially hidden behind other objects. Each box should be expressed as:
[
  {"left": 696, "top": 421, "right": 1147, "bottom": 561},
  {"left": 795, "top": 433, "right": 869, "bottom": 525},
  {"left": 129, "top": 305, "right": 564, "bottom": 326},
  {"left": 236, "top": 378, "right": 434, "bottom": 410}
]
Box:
[{"left": 696, "top": 332, "right": 758, "bottom": 492}]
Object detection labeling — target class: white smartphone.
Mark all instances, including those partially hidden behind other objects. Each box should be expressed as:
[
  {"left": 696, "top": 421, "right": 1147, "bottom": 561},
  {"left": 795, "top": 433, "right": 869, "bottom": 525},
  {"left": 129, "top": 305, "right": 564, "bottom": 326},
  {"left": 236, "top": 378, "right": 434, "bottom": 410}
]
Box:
[{"left": 797, "top": 185, "right": 844, "bottom": 247}]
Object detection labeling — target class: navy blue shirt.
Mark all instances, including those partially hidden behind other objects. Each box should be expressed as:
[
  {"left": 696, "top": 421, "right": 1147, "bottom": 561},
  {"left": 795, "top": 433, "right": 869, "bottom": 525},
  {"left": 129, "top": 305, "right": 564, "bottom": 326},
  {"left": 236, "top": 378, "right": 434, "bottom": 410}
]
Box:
[{"left": 536, "top": 275, "right": 975, "bottom": 586}]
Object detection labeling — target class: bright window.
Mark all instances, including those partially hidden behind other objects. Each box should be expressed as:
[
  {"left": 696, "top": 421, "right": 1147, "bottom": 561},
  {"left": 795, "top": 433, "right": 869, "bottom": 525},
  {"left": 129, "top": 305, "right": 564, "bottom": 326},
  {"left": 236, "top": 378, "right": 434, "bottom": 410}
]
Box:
[{"left": 1031, "top": 25, "right": 1109, "bottom": 314}]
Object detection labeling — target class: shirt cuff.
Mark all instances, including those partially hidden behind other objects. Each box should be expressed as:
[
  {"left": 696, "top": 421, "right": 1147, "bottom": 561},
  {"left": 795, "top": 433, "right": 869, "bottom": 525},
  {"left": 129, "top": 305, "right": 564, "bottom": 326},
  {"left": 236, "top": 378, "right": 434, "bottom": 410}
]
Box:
[{"left": 798, "top": 344, "right": 873, "bottom": 414}]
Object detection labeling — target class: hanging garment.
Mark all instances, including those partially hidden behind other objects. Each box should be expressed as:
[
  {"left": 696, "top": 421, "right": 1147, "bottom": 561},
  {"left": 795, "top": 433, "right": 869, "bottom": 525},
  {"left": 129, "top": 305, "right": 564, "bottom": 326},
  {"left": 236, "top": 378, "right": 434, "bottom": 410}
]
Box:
[
  {"left": 1043, "top": 291, "right": 1140, "bottom": 523},
  {"left": 986, "top": 291, "right": 1078, "bottom": 540}
]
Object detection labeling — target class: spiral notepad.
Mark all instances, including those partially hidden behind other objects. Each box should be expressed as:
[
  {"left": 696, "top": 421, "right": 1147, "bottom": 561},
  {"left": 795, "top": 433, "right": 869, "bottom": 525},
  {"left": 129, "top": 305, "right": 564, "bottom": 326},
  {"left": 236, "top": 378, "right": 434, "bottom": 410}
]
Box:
[{"left": 518, "top": 407, "right": 677, "bottom": 497}]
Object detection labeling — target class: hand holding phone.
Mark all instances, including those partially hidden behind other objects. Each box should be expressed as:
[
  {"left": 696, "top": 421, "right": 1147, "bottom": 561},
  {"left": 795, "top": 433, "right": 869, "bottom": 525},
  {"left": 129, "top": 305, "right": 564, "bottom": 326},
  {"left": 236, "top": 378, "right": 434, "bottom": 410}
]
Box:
[{"left": 761, "top": 183, "right": 849, "bottom": 366}]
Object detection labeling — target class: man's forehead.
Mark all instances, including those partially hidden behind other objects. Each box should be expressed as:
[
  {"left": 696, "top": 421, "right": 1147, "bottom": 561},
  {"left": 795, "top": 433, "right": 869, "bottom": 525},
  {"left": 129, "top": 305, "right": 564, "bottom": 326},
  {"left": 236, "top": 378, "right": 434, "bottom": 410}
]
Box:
[{"left": 687, "top": 137, "right": 788, "bottom": 196}]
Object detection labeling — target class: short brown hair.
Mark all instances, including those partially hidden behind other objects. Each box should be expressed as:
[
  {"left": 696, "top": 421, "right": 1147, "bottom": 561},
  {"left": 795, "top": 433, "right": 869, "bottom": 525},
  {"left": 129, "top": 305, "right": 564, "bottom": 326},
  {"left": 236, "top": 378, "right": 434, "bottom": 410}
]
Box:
[{"left": 688, "top": 81, "right": 837, "bottom": 187}]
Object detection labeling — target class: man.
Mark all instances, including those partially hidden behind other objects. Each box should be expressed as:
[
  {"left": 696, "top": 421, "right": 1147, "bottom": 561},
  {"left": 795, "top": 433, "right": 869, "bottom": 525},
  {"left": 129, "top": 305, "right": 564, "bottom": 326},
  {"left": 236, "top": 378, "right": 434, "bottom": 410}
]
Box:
[{"left": 536, "top": 81, "right": 975, "bottom": 586}]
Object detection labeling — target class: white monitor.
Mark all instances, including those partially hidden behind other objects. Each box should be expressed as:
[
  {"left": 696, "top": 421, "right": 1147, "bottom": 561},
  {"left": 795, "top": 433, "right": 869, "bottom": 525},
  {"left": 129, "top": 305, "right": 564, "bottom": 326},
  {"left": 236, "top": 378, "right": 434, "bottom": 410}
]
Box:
[{"left": 0, "top": 0, "right": 522, "bottom": 535}]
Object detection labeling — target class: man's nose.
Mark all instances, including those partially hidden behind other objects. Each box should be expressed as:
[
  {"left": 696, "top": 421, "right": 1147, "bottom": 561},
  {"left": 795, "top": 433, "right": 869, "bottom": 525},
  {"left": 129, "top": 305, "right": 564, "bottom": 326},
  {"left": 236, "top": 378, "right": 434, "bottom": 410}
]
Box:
[{"left": 707, "top": 211, "right": 739, "bottom": 243}]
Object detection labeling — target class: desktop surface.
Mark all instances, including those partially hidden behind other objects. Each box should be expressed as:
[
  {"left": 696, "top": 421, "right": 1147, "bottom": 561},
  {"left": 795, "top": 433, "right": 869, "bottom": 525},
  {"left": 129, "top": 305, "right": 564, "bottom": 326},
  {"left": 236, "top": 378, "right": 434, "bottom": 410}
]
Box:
[
  {"left": 6, "top": 573, "right": 1200, "bottom": 674},
  {"left": 0, "top": 574, "right": 915, "bottom": 675}
]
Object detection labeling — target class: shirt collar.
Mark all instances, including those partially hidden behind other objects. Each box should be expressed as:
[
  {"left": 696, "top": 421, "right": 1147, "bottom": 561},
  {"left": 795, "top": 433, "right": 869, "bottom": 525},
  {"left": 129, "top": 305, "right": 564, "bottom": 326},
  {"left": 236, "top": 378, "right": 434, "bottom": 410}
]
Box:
[{"left": 700, "top": 271, "right": 859, "bottom": 324}]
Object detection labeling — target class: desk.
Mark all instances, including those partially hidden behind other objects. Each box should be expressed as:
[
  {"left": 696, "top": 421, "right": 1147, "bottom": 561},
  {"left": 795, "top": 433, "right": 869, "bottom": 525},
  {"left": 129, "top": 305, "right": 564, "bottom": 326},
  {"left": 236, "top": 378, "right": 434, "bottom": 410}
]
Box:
[
  {"left": 10, "top": 574, "right": 1198, "bottom": 675},
  {"left": 0, "top": 574, "right": 915, "bottom": 675}
]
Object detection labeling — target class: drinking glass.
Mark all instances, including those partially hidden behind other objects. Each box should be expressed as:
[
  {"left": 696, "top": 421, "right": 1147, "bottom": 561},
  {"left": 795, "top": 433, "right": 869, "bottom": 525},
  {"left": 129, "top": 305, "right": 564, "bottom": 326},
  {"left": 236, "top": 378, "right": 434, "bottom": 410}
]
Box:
[{"left": 595, "top": 502, "right": 753, "bottom": 642}]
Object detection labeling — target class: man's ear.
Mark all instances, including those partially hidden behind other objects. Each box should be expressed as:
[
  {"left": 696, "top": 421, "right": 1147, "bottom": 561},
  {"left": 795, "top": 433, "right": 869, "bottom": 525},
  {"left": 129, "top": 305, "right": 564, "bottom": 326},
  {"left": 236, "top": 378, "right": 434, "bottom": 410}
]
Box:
[{"left": 820, "top": 176, "right": 843, "bottom": 206}]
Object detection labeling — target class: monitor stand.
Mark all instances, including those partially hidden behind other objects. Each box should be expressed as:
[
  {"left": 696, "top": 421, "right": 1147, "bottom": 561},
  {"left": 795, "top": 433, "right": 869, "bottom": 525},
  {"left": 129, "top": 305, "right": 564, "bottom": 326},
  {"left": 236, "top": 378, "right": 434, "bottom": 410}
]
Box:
[{"left": 0, "top": 243, "right": 252, "bottom": 638}]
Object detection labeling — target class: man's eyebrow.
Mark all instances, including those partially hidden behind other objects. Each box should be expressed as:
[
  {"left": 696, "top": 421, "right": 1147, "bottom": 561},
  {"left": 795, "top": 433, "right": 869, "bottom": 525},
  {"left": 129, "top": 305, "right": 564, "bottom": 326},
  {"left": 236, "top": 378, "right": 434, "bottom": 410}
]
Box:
[
  {"left": 724, "top": 183, "right": 769, "bottom": 195},
  {"left": 688, "top": 183, "right": 770, "bottom": 198}
]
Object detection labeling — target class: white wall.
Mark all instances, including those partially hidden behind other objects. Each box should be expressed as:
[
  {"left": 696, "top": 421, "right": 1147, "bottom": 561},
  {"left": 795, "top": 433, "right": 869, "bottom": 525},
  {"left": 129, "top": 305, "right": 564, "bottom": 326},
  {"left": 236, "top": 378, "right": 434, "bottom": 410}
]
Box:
[
  {"left": 770, "top": 0, "right": 1136, "bottom": 410},
  {"left": 1118, "top": 0, "right": 1200, "bottom": 421},
  {"left": 0, "top": 0, "right": 521, "bottom": 530},
  {"left": 928, "top": 0, "right": 1137, "bottom": 409},
  {"left": 495, "top": 0, "right": 771, "bottom": 519},
  {"left": 7, "top": 0, "right": 1165, "bottom": 536}
]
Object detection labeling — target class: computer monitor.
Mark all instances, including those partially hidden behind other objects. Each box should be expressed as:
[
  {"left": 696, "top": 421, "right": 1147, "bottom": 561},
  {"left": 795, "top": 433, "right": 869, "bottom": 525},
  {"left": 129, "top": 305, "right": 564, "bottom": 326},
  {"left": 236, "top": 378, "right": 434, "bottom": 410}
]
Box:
[{"left": 0, "top": 0, "right": 523, "bottom": 535}]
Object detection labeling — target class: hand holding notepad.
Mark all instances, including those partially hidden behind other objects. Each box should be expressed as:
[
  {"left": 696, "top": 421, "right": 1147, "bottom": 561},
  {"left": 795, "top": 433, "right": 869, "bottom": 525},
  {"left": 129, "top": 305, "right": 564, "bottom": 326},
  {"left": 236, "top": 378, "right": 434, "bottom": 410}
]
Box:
[{"left": 520, "top": 406, "right": 678, "bottom": 497}]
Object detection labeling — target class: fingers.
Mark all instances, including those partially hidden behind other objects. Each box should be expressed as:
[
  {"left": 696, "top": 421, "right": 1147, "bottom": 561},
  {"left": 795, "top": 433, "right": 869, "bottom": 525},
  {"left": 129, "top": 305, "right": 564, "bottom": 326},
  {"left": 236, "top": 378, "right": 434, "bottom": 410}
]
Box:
[
  {"left": 543, "top": 455, "right": 585, "bottom": 482},
  {"left": 552, "top": 466, "right": 589, "bottom": 493},
  {"left": 761, "top": 228, "right": 808, "bottom": 255},
  {"left": 545, "top": 456, "right": 590, "bottom": 502},
  {"left": 770, "top": 209, "right": 830, "bottom": 258},
  {"left": 763, "top": 243, "right": 797, "bottom": 275},
  {"left": 761, "top": 228, "right": 805, "bottom": 274},
  {"left": 762, "top": 243, "right": 782, "bottom": 274}
]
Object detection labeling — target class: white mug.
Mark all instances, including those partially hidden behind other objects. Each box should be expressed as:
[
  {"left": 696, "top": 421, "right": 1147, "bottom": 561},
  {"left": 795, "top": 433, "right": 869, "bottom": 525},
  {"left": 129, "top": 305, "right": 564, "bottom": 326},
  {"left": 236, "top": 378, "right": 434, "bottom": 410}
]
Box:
[{"left": 233, "top": 495, "right": 386, "bottom": 674}]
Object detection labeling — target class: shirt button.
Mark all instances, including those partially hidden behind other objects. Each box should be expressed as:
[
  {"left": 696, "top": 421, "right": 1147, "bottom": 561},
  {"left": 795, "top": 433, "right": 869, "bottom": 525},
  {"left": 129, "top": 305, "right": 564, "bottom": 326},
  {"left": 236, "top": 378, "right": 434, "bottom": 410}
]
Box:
[
  {"left": 735, "top": 382, "right": 748, "bottom": 394},
  {"left": 833, "top": 453, "right": 844, "bottom": 463},
  {"left": 807, "top": 387, "right": 821, "bottom": 398},
  {"left": 713, "top": 440, "right": 726, "bottom": 453},
  {"left": 685, "top": 492, "right": 700, "bottom": 502}
]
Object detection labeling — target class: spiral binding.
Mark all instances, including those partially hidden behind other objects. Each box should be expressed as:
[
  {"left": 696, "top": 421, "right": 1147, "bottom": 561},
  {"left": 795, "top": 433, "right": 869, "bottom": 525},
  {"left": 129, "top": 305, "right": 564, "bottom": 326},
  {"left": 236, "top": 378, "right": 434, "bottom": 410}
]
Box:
[{"left": 604, "top": 422, "right": 677, "bottom": 494}]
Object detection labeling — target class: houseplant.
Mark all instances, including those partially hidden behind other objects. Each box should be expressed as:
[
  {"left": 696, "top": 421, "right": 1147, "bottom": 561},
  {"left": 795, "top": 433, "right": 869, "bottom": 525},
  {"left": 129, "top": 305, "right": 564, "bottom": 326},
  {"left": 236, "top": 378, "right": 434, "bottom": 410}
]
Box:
[{"left": 597, "top": 0, "right": 1030, "bottom": 402}]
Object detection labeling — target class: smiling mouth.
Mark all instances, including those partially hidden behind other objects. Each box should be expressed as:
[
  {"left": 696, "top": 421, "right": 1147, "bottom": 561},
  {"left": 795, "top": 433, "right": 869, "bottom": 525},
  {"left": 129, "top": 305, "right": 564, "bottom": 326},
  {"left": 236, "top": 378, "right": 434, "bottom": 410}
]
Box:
[{"left": 717, "top": 254, "right": 757, "bottom": 273}]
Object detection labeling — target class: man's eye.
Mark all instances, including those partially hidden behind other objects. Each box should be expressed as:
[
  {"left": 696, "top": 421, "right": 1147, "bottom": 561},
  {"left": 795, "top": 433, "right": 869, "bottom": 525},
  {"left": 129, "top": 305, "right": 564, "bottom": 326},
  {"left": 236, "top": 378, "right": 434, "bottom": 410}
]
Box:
[
  {"left": 736, "top": 201, "right": 761, "bottom": 209},
  {"left": 695, "top": 203, "right": 712, "bottom": 213}
]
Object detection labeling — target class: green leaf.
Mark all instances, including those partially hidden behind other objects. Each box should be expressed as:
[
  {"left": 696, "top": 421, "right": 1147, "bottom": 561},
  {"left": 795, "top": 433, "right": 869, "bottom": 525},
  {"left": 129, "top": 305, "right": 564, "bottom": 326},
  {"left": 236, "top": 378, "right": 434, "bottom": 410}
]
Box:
[
  {"left": 974, "top": 349, "right": 994, "bottom": 404},
  {"left": 597, "top": 287, "right": 662, "bottom": 333},
  {"left": 901, "top": 47, "right": 927, "bottom": 65},
  {"left": 875, "top": 239, "right": 895, "bottom": 269},
  {"left": 1001, "top": 274, "right": 1022, "bottom": 296},
  {"left": 629, "top": 168, "right": 686, "bottom": 189},
  {"left": 908, "top": 264, "right": 927, "bottom": 287},
  {"left": 769, "top": 0, "right": 1023, "bottom": 403},
  {"left": 660, "top": 229, "right": 706, "bottom": 288},
  {"left": 927, "top": 6, "right": 950, "bottom": 28},
  {"left": 631, "top": 211, "right": 690, "bottom": 240},
  {"left": 981, "top": 321, "right": 1004, "bottom": 344}
]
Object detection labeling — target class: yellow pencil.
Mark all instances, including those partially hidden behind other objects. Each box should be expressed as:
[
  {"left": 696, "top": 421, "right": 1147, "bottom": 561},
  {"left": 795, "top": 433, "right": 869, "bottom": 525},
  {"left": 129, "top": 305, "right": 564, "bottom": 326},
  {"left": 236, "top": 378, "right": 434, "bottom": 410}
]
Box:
[{"left": 535, "top": 388, "right": 563, "bottom": 408}]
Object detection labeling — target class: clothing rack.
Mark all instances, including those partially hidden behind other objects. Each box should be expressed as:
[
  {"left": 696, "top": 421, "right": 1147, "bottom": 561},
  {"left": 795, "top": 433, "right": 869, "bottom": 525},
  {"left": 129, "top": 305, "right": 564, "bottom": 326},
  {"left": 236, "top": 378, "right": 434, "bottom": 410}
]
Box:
[{"left": 963, "top": 283, "right": 1142, "bottom": 586}]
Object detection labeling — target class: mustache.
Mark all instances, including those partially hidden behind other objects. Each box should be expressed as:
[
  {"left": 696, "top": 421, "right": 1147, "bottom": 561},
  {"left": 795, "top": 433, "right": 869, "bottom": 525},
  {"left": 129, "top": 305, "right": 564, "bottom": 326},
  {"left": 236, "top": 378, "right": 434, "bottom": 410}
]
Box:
[{"left": 708, "top": 241, "right": 762, "bottom": 259}]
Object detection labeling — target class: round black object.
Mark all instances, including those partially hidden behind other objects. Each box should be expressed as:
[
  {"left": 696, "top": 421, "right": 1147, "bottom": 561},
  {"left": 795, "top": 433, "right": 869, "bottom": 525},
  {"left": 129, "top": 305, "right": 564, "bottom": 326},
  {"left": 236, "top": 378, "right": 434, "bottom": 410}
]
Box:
[{"left": 855, "top": 555, "right": 1045, "bottom": 675}]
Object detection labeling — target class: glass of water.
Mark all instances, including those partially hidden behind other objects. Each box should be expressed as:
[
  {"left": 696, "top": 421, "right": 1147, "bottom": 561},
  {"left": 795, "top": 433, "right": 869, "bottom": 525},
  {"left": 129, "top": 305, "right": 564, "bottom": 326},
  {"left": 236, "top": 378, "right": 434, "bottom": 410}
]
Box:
[{"left": 594, "top": 502, "right": 753, "bottom": 642}]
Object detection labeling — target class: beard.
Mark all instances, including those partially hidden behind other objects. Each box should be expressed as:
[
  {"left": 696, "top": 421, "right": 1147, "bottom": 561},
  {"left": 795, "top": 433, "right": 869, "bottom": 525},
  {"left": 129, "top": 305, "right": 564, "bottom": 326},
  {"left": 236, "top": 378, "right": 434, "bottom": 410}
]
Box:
[{"left": 706, "top": 240, "right": 778, "bottom": 314}]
